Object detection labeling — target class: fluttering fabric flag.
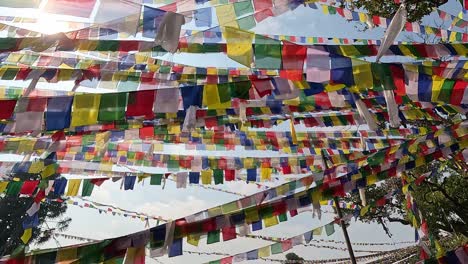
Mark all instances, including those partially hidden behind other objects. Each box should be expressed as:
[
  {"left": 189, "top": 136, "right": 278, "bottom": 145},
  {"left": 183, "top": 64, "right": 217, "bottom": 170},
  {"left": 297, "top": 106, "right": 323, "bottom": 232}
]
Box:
[
  {"left": 375, "top": 3, "right": 407, "bottom": 62},
  {"left": 282, "top": 41, "right": 307, "bottom": 70},
  {"left": 126, "top": 90, "right": 155, "bottom": 119},
  {"left": 154, "top": 89, "right": 180, "bottom": 113},
  {"left": 155, "top": 12, "right": 186, "bottom": 53},
  {"left": 224, "top": 27, "right": 255, "bottom": 67},
  {"left": 98, "top": 93, "right": 128, "bottom": 121},
  {"left": 194, "top": 7, "right": 212, "bottom": 27},
  {"left": 254, "top": 34, "right": 282, "bottom": 69},
  {"left": 216, "top": 4, "right": 239, "bottom": 28},
  {"left": 14, "top": 97, "right": 47, "bottom": 132},
  {"left": 142, "top": 6, "right": 166, "bottom": 38},
  {"left": 44, "top": 0, "right": 96, "bottom": 18},
  {"left": 94, "top": 0, "right": 142, "bottom": 36},
  {"left": 0, "top": 100, "right": 18, "bottom": 120},
  {"left": 70, "top": 94, "right": 101, "bottom": 127},
  {"left": 202, "top": 84, "right": 231, "bottom": 109}
]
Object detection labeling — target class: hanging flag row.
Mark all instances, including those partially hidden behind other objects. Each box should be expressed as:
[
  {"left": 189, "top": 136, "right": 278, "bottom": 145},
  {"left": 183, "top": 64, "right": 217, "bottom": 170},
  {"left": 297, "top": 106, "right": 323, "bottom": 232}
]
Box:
[{"left": 4, "top": 131, "right": 465, "bottom": 262}]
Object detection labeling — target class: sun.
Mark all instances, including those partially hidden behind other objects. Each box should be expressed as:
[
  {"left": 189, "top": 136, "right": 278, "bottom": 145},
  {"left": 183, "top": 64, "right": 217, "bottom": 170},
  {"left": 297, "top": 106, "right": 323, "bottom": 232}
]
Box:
[{"left": 32, "top": 15, "right": 76, "bottom": 34}]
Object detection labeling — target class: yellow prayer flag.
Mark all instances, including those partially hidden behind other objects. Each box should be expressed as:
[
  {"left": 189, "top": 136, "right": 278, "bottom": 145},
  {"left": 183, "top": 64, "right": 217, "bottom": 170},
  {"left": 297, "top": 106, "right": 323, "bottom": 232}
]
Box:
[
  {"left": 260, "top": 168, "right": 272, "bottom": 181},
  {"left": 0, "top": 182, "right": 8, "bottom": 193},
  {"left": 66, "top": 179, "right": 82, "bottom": 196},
  {"left": 224, "top": 27, "right": 254, "bottom": 67},
  {"left": 290, "top": 119, "right": 298, "bottom": 145},
  {"left": 264, "top": 215, "right": 279, "bottom": 228},
  {"left": 258, "top": 246, "right": 271, "bottom": 257},
  {"left": 431, "top": 75, "right": 444, "bottom": 102},
  {"left": 201, "top": 170, "right": 212, "bottom": 185},
  {"left": 202, "top": 84, "right": 231, "bottom": 109},
  {"left": 71, "top": 94, "right": 101, "bottom": 127},
  {"left": 28, "top": 161, "right": 44, "bottom": 174},
  {"left": 312, "top": 226, "right": 323, "bottom": 235},
  {"left": 41, "top": 164, "right": 57, "bottom": 178},
  {"left": 57, "top": 247, "right": 78, "bottom": 264},
  {"left": 360, "top": 205, "right": 370, "bottom": 216},
  {"left": 187, "top": 234, "right": 200, "bottom": 246},
  {"left": 215, "top": 5, "right": 238, "bottom": 28},
  {"left": 366, "top": 174, "right": 377, "bottom": 185},
  {"left": 21, "top": 228, "right": 32, "bottom": 244}
]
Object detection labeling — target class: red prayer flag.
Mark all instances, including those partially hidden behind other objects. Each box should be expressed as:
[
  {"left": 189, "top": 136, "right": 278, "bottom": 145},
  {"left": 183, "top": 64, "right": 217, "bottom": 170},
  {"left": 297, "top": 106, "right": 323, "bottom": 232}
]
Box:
[
  {"left": 126, "top": 90, "right": 155, "bottom": 119},
  {"left": 224, "top": 170, "right": 235, "bottom": 181},
  {"left": 222, "top": 226, "right": 237, "bottom": 241},
  {"left": 0, "top": 100, "right": 17, "bottom": 119},
  {"left": 20, "top": 181, "right": 39, "bottom": 195},
  {"left": 281, "top": 41, "right": 307, "bottom": 70}
]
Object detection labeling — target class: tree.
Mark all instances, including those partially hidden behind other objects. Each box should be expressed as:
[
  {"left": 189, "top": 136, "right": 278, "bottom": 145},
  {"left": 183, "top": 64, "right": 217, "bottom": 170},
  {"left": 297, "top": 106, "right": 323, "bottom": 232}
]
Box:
[
  {"left": 285, "top": 252, "right": 304, "bottom": 263},
  {"left": 0, "top": 193, "right": 71, "bottom": 257},
  {"left": 342, "top": 159, "right": 468, "bottom": 239},
  {"left": 342, "top": 0, "right": 449, "bottom": 22}
]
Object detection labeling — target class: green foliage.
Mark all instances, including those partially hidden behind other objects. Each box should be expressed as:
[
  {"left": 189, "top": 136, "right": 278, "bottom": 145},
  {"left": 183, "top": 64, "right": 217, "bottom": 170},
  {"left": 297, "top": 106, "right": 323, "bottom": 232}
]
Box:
[
  {"left": 285, "top": 252, "right": 304, "bottom": 262},
  {"left": 0, "top": 194, "right": 70, "bottom": 257},
  {"left": 343, "top": 160, "right": 468, "bottom": 240},
  {"left": 345, "top": 0, "right": 449, "bottom": 22}
]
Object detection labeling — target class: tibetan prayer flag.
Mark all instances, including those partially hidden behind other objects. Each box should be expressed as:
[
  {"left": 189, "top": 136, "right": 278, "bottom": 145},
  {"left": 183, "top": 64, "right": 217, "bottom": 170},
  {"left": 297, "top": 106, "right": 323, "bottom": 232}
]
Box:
[
  {"left": 6, "top": 181, "right": 22, "bottom": 196},
  {"left": 264, "top": 215, "right": 279, "bottom": 227},
  {"left": 150, "top": 174, "right": 162, "bottom": 185},
  {"left": 124, "top": 247, "right": 145, "bottom": 264},
  {"left": 124, "top": 176, "right": 137, "bottom": 190},
  {"left": 194, "top": 7, "right": 212, "bottom": 27},
  {"left": 154, "top": 88, "right": 179, "bottom": 113},
  {"left": 222, "top": 226, "right": 237, "bottom": 241},
  {"left": 187, "top": 234, "right": 200, "bottom": 246},
  {"left": 19, "top": 181, "right": 39, "bottom": 195},
  {"left": 66, "top": 179, "right": 81, "bottom": 197},
  {"left": 0, "top": 100, "right": 17, "bottom": 120},
  {"left": 260, "top": 168, "right": 271, "bottom": 181},
  {"left": 325, "top": 223, "right": 335, "bottom": 236},
  {"left": 142, "top": 6, "right": 166, "bottom": 38},
  {"left": 234, "top": 1, "right": 254, "bottom": 17},
  {"left": 216, "top": 4, "right": 238, "bottom": 28},
  {"left": 14, "top": 98, "right": 47, "bottom": 132},
  {"left": 282, "top": 41, "right": 307, "bottom": 70},
  {"left": 271, "top": 243, "right": 283, "bottom": 254},
  {"left": 180, "top": 85, "right": 203, "bottom": 110},
  {"left": 189, "top": 172, "right": 200, "bottom": 184},
  {"left": 304, "top": 231, "right": 313, "bottom": 243},
  {"left": 254, "top": 35, "right": 282, "bottom": 69},
  {"left": 44, "top": 0, "right": 96, "bottom": 17},
  {"left": 126, "top": 90, "right": 155, "bottom": 119},
  {"left": 81, "top": 179, "right": 94, "bottom": 197},
  {"left": 46, "top": 96, "right": 73, "bottom": 131},
  {"left": 313, "top": 226, "right": 323, "bottom": 236},
  {"left": 258, "top": 246, "right": 270, "bottom": 258},
  {"left": 201, "top": 170, "right": 212, "bottom": 185},
  {"left": 203, "top": 84, "right": 231, "bottom": 109},
  {"left": 224, "top": 27, "right": 254, "bottom": 67},
  {"left": 71, "top": 94, "right": 101, "bottom": 127},
  {"left": 98, "top": 93, "right": 127, "bottom": 121},
  {"left": 168, "top": 238, "right": 183, "bottom": 257},
  {"left": 94, "top": 0, "right": 142, "bottom": 36},
  {"left": 207, "top": 230, "right": 220, "bottom": 244},
  {"left": 247, "top": 168, "right": 257, "bottom": 182},
  {"left": 213, "top": 169, "right": 224, "bottom": 184},
  {"left": 21, "top": 228, "right": 32, "bottom": 244}
]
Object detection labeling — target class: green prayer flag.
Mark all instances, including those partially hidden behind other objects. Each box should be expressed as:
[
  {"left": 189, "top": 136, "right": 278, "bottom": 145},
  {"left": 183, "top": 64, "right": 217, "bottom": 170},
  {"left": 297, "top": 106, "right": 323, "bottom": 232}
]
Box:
[
  {"left": 254, "top": 35, "right": 282, "bottom": 69},
  {"left": 6, "top": 181, "right": 22, "bottom": 196},
  {"left": 96, "top": 40, "right": 119, "bottom": 52},
  {"left": 81, "top": 179, "right": 94, "bottom": 197},
  {"left": 271, "top": 243, "right": 283, "bottom": 254},
  {"left": 233, "top": 1, "right": 254, "bottom": 17},
  {"left": 237, "top": 15, "right": 256, "bottom": 30},
  {"left": 278, "top": 213, "right": 287, "bottom": 222},
  {"left": 438, "top": 79, "right": 455, "bottom": 102},
  {"left": 98, "top": 93, "right": 128, "bottom": 121},
  {"left": 325, "top": 223, "right": 335, "bottom": 236},
  {"left": 229, "top": 81, "right": 251, "bottom": 99},
  {"left": 213, "top": 169, "right": 224, "bottom": 185},
  {"left": 217, "top": 83, "right": 232, "bottom": 103},
  {"left": 150, "top": 174, "right": 163, "bottom": 185},
  {"left": 207, "top": 230, "right": 220, "bottom": 244}
]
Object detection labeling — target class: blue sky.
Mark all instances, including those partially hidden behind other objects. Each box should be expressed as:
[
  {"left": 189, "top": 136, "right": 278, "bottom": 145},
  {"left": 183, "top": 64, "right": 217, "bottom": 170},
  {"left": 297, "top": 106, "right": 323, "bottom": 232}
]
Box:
[{"left": 0, "top": 0, "right": 466, "bottom": 263}]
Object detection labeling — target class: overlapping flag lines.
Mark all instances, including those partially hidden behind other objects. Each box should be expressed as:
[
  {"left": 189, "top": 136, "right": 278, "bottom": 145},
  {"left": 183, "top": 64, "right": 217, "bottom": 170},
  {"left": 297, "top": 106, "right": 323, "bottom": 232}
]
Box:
[
  {"left": 260, "top": 246, "right": 418, "bottom": 264},
  {"left": 65, "top": 196, "right": 170, "bottom": 223},
  {"left": 201, "top": 215, "right": 402, "bottom": 264},
  {"left": 2, "top": 130, "right": 463, "bottom": 261},
  {"left": 314, "top": 1, "right": 468, "bottom": 36}
]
